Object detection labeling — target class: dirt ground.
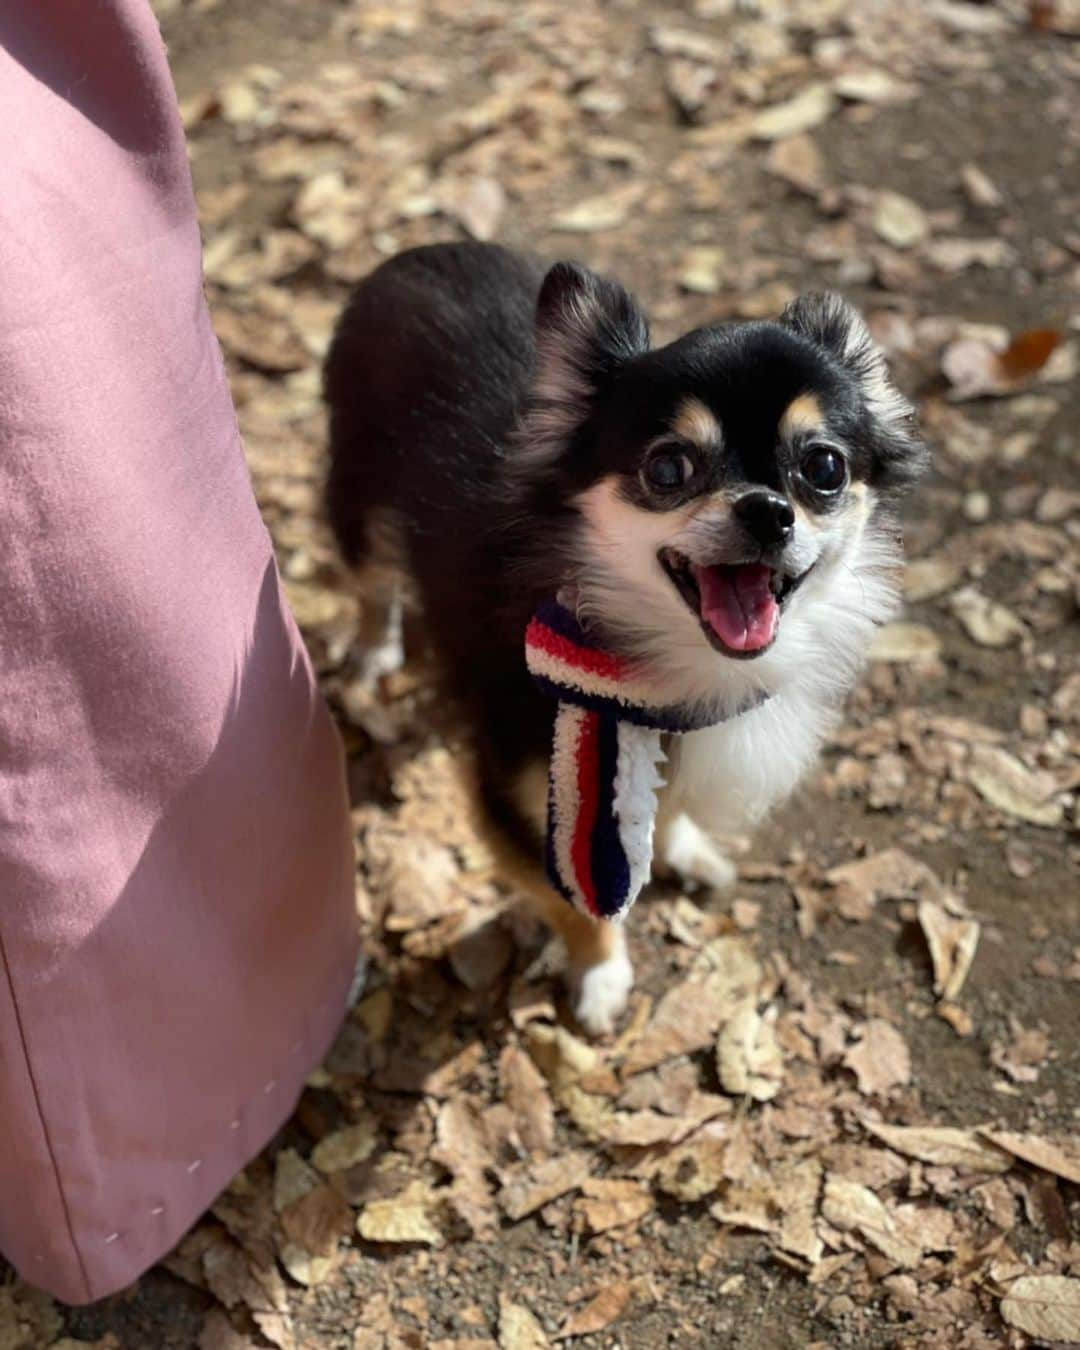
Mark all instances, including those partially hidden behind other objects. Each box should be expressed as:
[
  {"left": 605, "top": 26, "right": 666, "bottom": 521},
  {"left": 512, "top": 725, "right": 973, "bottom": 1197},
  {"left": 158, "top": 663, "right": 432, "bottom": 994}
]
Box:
[{"left": 5, "top": 1, "right": 1079, "bottom": 1347}]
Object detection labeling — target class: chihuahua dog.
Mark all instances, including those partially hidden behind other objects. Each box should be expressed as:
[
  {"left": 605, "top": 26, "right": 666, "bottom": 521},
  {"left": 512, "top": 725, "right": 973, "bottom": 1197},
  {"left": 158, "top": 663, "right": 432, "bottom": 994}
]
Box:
[{"left": 324, "top": 241, "right": 926, "bottom": 1034}]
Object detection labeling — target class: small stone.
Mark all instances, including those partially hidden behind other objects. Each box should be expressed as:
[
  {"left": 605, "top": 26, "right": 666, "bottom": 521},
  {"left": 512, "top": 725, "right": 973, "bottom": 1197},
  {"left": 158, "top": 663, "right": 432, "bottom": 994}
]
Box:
[
  {"left": 872, "top": 191, "right": 930, "bottom": 250},
  {"left": 949, "top": 586, "right": 1026, "bottom": 647},
  {"left": 765, "top": 134, "right": 826, "bottom": 195},
  {"left": 963, "top": 490, "right": 992, "bottom": 522},
  {"left": 869, "top": 622, "right": 942, "bottom": 663},
  {"left": 960, "top": 162, "right": 1003, "bottom": 209},
  {"left": 677, "top": 246, "right": 727, "bottom": 294},
  {"left": 750, "top": 83, "right": 835, "bottom": 140}
]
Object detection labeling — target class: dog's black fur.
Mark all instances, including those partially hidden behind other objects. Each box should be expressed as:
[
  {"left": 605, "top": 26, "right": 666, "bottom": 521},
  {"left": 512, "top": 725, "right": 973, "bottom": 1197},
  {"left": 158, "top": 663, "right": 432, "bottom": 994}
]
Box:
[{"left": 325, "top": 244, "right": 558, "bottom": 853}]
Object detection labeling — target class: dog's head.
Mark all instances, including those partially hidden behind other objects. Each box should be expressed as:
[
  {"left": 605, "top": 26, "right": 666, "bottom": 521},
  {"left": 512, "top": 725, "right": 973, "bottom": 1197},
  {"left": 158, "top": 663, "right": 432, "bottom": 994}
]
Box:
[{"left": 515, "top": 261, "right": 928, "bottom": 711}]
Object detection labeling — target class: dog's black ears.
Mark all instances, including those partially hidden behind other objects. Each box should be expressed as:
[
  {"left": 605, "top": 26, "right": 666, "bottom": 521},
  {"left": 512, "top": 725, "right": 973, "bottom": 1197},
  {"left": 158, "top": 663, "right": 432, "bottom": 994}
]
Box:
[
  {"left": 518, "top": 262, "right": 649, "bottom": 467},
  {"left": 535, "top": 261, "right": 650, "bottom": 379},
  {"left": 781, "top": 292, "right": 928, "bottom": 489}
]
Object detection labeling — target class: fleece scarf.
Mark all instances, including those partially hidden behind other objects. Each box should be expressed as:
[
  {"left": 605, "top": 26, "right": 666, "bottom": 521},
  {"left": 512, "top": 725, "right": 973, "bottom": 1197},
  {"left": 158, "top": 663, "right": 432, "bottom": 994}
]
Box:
[{"left": 525, "top": 599, "right": 767, "bottom": 922}]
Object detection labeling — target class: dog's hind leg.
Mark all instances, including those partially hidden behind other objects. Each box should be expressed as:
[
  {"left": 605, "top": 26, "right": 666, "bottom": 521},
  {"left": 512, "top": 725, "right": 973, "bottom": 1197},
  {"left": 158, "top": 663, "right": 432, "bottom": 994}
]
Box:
[
  {"left": 350, "top": 509, "right": 410, "bottom": 692},
  {"left": 355, "top": 578, "right": 404, "bottom": 690}
]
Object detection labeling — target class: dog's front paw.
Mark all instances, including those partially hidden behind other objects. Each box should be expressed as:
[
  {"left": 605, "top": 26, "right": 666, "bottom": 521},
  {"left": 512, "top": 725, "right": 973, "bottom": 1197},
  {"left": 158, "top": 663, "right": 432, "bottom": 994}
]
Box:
[
  {"left": 569, "top": 944, "right": 634, "bottom": 1037},
  {"left": 658, "top": 813, "right": 737, "bottom": 891}
]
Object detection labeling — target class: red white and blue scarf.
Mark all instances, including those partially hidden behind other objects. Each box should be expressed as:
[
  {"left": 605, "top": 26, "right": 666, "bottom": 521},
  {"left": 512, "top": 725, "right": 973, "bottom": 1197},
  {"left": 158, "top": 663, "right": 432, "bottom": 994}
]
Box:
[{"left": 525, "top": 599, "right": 765, "bottom": 922}]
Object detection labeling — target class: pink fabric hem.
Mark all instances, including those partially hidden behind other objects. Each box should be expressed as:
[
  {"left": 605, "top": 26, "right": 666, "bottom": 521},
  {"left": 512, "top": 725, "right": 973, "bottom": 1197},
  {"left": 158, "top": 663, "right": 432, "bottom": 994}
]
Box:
[{"left": 42, "top": 954, "right": 358, "bottom": 1305}]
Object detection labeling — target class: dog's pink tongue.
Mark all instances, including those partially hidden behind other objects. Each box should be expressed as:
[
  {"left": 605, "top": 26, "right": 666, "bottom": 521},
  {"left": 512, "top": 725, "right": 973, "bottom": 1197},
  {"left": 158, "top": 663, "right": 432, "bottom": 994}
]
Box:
[{"left": 694, "top": 563, "right": 778, "bottom": 652}]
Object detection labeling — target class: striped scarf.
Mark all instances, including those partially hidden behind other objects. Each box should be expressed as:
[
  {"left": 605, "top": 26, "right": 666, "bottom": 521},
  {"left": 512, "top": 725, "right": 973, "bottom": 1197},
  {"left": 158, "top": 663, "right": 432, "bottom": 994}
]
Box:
[{"left": 525, "top": 599, "right": 765, "bottom": 922}]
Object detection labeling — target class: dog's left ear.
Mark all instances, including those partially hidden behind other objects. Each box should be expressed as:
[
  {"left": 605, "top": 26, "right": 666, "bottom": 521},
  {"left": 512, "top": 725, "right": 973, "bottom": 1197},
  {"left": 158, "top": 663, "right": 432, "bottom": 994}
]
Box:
[
  {"left": 519, "top": 261, "right": 650, "bottom": 466},
  {"left": 781, "top": 292, "right": 928, "bottom": 489}
]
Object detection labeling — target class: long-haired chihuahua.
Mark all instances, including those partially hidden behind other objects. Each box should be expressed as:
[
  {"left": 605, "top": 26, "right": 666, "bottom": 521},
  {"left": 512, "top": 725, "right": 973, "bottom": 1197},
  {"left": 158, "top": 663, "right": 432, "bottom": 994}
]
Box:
[{"left": 324, "top": 242, "right": 927, "bottom": 1035}]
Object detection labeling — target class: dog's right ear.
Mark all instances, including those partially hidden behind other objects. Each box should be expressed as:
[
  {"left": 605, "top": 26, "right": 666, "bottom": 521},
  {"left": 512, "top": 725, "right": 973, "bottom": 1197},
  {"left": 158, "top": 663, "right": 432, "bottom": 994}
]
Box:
[{"left": 520, "top": 261, "right": 649, "bottom": 467}]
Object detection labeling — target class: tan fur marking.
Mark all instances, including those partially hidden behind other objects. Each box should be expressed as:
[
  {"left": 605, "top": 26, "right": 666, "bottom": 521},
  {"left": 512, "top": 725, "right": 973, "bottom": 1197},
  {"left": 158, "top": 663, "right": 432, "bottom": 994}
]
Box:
[
  {"left": 779, "top": 393, "right": 824, "bottom": 439},
  {"left": 671, "top": 396, "right": 721, "bottom": 449}
]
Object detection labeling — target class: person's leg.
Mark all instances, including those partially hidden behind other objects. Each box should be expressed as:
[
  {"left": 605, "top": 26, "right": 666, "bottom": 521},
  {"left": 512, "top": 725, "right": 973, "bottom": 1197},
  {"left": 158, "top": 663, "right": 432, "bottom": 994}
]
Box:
[{"left": 0, "top": 0, "right": 357, "bottom": 1303}]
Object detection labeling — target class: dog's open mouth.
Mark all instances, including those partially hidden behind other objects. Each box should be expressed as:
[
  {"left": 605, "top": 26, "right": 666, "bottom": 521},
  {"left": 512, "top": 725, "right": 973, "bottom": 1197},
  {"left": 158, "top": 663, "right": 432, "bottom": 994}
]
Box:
[{"left": 658, "top": 550, "right": 810, "bottom": 658}]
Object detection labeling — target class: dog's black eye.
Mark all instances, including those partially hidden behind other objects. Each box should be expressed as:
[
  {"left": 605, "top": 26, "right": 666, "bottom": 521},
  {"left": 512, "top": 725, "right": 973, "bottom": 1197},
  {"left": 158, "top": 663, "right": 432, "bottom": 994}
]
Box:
[
  {"left": 801, "top": 445, "right": 847, "bottom": 493},
  {"left": 644, "top": 450, "right": 694, "bottom": 492}
]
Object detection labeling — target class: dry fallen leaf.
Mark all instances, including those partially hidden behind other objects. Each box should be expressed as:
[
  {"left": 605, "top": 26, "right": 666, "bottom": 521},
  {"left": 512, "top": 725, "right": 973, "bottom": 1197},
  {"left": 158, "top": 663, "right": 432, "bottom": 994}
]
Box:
[
  {"left": 943, "top": 327, "right": 1064, "bottom": 400},
  {"left": 776, "top": 1158, "right": 824, "bottom": 1264},
  {"left": 649, "top": 23, "right": 723, "bottom": 62},
  {"left": 525, "top": 1022, "right": 600, "bottom": 1089},
  {"left": 872, "top": 191, "right": 930, "bottom": 250},
  {"left": 665, "top": 58, "right": 717, "bottom": 121},
  {"left": 273, "top": 1149, "right": 319, "bottom": 1214},
  {"left": 357, "top": 1181, "right": 444, "bottom": 1246},
  {"left": 922, "top": 237, "right": 1014, "bottom": 273},
  {"left": 448, "top": 912, "right": 514, "bottom": 990},
  {"left": 677, "top": 246, "right": 727, "bottom": 295},
  {"left": 280, "top": 1184, "right": 353, "bottom": 1257},
  {"left": 575, "top": 1178, "right": 654, "bottom": 1235},
  {"left": 997, "top": 327, "right": 1065, "bottom": 380},
  {"left": 311, "top": 1118, "right": 379, "bottom": 1174},
  {"left": 598, "top": 1091, "right": 728, "bottom": 1147},
  {"left": 500, "top": 1042, "right": 556, "bottom": 1155},
  {"left": 750, "top": 83, "right": 835, "bottom": 140},
  {"left": 432, "top": 1097, "right": 499, "bottom": 1239},
  {"left": 199, "top": 1309, "right": 260, "bottom": 1350},
  {"left": 949, "top": 586, "right": 1027, "bottom": 647},
  {"left": 981, "top": 1131, "right": 1080, "bottom": 1185},
  {"left": 903, "top": 555, "right": 965, "bottom": 602},
  {"left": 557, "top": 1282, "right": 633, "bottom": 1340},
  {"left": 843, "top": 1019, "right": 911, "bottom": 1097},
  {"left": 863, "top": 1121, "right": 1012, "bottom": 1173},
  {"left": 622, "top": 938, "right": 761, "bottom": 1074},
  {"left": 822, "top": 1175, "right": 922, "bottom": 1269},
  {"left": 500, "top": 1151, "right": 592, "bottom": 1221},
  {"left": 917, "top": 899, "right": 980, "bottom": 1001},
  {"left": 1000, "top": 1275, "right": 1080, "bottom": 1343},
  {"left": 655, "top": 1129, "right": 730, "bottom": 1202},
  {"left": 968, "top": 744, "right": 1064, "bottom": 827},
  {"left": 214, "top": 307, "right": 308, "bottom": 373},
  {"left": 711, "top": 1164, "right": 781, "bottom": 1236},
  {"left": 765, "top": 134, "right": 826, "bottom": 195},
  {"left": 619, "top": 1056, "right": 698, "bottom": 1113},
  {"left": 551, "top": 183, "right": 645, "bottom": 233},
  {"left": 717, "top": 1000, "right": 784, "bottom": 1101},
  {"left": 990, "top": 1019, "right": 1051, "bottom": 1084},
  {"left": 379, "top": 832, "right": 462, "bottom": 931},
  {"left": 832, "top": 68, "right": 914, "bottom": 104},
  {"left": 499, "top": 1295, "right": 550, "bottom": 1350},
  {"left": 960, "top": 162, "right": 1003, "bottom": 208},
  {"left": 276, "top": 1241, "right": 336, "bottom": 1290},
  {"left": 826, "top": 849, "right": 944, "bottom": 918},
  {"left": 291, "top": 169, "right": 364, "bottom": 250},
  {"left": 868, "top": 622, "right": 942, "bottom": 663},
  {"left": 440, "top": 175, "right": 506, "bottom": 242},
  {"left": 202, "top": 1239, "right": 293, "bottom": 1350}
]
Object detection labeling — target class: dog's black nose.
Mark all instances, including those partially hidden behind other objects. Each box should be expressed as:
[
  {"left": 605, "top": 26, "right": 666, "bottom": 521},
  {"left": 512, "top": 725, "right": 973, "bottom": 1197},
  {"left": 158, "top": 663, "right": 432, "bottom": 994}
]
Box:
[{"left": 733, "top": 491, "right": 795, "bottom": 549}]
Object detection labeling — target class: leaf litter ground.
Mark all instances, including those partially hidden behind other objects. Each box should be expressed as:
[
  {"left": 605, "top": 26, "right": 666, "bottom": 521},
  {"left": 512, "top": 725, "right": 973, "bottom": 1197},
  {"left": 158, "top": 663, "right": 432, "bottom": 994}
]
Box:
[{"left": 6, "top": 1, "right": 1078, "bottom": 1347}]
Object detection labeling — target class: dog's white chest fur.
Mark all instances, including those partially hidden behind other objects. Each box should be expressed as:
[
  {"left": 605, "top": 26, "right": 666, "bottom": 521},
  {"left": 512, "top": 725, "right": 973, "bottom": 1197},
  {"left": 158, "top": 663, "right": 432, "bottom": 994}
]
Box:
[{"left": 665, "top": 688, "right": 835, "bottom": 835}]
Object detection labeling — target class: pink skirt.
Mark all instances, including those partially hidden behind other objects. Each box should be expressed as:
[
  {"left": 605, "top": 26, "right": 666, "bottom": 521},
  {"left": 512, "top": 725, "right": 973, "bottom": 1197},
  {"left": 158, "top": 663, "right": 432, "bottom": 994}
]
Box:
[{"left": 0, "top": 1, "right": 358, "bottom": 1302}]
